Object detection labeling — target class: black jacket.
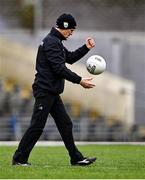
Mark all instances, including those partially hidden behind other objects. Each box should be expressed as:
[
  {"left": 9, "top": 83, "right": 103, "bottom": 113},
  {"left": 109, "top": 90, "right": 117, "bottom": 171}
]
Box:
[{"left": 33, "top": 27, "right": 90, "bottom": 97}]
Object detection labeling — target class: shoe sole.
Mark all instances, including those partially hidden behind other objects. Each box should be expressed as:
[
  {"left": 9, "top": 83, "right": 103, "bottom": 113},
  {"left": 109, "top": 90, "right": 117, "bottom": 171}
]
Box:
[
  {"left": 71, "top": 157, "right": 96, "bottom": 166},
  {"left": 12, "top": 160, "right": 31, "bottom": 166}
]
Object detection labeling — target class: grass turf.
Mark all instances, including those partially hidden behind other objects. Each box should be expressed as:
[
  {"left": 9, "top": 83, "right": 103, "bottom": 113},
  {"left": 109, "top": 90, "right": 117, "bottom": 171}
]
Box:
[{"left": 0, "top": 144, "right": 145, "bottom": 179}]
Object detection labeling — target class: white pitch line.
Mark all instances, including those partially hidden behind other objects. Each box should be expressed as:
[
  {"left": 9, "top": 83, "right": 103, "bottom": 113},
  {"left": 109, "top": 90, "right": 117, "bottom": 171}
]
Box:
[{"left": 0, "top": 141, "right": 145, "bottom": 146}]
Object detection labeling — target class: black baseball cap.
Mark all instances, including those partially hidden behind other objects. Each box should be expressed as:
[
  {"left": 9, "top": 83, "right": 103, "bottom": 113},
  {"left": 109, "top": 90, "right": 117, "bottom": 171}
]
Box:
[{"left": 56, "top": 13, "right": 77, "bottom": 29}]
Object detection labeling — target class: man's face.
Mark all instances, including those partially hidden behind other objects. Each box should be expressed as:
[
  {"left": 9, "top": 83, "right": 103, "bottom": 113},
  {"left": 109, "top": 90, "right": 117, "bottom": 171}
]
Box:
[{"left": 61, "top": 29, "right": 75, "bottom": 39}]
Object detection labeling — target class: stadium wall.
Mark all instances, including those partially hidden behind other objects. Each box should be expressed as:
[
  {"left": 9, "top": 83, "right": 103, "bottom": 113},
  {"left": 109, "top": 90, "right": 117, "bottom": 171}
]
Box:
[{"left": 0, "top": 37, "right": 135, "bottom": 128}]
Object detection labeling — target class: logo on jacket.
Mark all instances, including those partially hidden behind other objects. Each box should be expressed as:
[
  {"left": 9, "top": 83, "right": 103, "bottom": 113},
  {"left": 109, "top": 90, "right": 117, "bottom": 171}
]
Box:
[{"left": 40, "top": 41, "right": 44, "bottom": 46}]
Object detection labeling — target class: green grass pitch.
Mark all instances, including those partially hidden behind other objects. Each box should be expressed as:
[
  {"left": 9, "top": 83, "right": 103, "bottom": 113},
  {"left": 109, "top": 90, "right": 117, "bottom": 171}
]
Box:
[{"left": 0, "top": 144, "right": 145, "bottom": 179}]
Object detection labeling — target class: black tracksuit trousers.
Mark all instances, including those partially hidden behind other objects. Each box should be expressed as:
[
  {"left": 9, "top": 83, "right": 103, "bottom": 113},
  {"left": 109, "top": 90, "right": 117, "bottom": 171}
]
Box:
[{"left": 13, "top": 93, "right": 83, "bottom": 163}]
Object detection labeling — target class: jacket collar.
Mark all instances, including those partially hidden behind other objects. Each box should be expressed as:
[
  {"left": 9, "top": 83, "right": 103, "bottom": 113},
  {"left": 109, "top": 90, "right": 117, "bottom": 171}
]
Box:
[{"left": 49, "top": 27, "right": 66, "bottom": 41}]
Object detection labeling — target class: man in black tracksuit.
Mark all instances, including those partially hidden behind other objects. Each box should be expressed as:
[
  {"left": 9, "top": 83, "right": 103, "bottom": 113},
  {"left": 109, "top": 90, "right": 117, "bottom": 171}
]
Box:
[{"left": 12, "top": 14, "right": 96, "bottom": 166}]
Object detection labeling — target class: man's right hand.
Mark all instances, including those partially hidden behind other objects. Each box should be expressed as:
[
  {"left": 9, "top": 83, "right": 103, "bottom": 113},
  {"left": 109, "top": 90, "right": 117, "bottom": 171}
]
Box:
[{"left": 80, "top": 78, "right": 95, "bottom": 89}]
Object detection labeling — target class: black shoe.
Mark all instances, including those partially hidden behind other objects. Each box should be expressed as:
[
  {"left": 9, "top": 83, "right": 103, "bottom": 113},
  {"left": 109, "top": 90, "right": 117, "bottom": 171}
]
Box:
[
  {"left": 71, "top": 157, "right": 96, "bottom": 166},
  {"left": 12, "top": 159, "right": 31, "bottom": 166}
]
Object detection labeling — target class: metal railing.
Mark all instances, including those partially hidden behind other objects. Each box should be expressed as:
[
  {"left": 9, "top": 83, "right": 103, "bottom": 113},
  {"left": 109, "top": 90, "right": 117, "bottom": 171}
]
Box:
[{"left": 0, "top": 116, "right": 144, "bottom": 142}]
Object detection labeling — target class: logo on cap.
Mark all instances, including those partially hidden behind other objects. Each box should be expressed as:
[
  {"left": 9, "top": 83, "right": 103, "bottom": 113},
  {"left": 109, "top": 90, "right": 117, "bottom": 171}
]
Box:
[{"left": 63, "top": 22, "right": 68, "bottom": 28}]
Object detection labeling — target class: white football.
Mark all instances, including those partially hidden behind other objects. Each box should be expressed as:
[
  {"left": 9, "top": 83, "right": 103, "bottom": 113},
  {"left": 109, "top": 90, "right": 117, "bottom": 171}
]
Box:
[{"left": 86, "top": 55, "right": 106, "bottom": 75}]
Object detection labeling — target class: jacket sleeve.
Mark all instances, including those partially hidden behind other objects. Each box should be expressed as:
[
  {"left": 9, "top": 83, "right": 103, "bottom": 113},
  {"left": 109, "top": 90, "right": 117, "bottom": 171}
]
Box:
[
  {"left": 64, "top": 44, "right": 90, "bottom": 64},
  {"left": 43, "top": 41, "right": 82, "bottom": 84}
]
